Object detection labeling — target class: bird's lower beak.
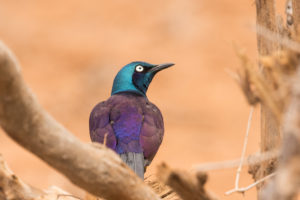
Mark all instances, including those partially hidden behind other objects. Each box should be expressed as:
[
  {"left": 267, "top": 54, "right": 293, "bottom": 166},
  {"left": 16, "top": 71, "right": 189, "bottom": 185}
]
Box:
[{"left": 149, "top": 63, "right": 174, "bottom": 73}]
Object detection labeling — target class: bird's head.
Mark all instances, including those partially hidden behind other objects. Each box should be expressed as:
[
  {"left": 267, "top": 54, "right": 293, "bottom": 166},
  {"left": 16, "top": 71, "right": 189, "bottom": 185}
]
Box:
[{"left": 111, "top": 61, "right": 174, "bottom": 96}]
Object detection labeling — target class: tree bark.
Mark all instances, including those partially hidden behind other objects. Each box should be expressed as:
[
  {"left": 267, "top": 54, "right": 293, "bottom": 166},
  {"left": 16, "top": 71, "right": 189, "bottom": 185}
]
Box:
[
  {"left": 292, "top": 0, "right": 300, "bottom": 34},
  {"left": 252, "top": 0, "right": 281, "bottom": 189},
  {"left": 0, "top": 154, "right": 77, "bottom": 200},
  {"left": 157, "top": 163, "right": 218, "bottom": 200},
  {"left": 260, "top": 66, "right": 300, "bottom": 200},
  {"left": 0, "top": 41, "right": 160, "bottom": 200}
]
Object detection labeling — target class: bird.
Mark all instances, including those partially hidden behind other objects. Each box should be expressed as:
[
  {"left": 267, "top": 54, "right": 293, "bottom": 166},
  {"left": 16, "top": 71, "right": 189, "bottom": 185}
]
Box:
[{"left": 89, "top": 61, "right": 174, "bottom": 179}]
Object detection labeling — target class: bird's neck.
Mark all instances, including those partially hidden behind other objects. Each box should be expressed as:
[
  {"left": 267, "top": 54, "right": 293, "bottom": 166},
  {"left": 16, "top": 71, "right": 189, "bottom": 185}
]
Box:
[
  {"left": 111, "top": 91, "right": 147, "bottom": 99},
  {"left": 111, "top": 81, "right": 146, "bottom": 97}
]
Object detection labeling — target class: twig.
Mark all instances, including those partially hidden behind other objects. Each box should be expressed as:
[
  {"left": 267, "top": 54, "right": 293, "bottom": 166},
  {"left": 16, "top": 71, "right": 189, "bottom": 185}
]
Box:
[
  {"left": 103, "top": 133, "right": 108, "bottom": 146},
  {"left": 57, "top": 194, "right": 83, "bottom": 200},
  {"left": 234, "top": 107, "right": 254, "bottom": 190},
  {"left": 0, "top": 154, "right": 79, "bottom": 200},
  {"left": 225, "top": 172, "right": 276, "bottom": 195},
  {"left": 224, "top": 68, "right": 241, "bottom": 83},
  {"left": 160, "top": 190, "right": 174, "bottom": 199},
  {"left": 192, "top": 150, "right": 278, "bottom": 172},
  {"left": 0, "top": 154, "right": 42, "bottom": 200}
]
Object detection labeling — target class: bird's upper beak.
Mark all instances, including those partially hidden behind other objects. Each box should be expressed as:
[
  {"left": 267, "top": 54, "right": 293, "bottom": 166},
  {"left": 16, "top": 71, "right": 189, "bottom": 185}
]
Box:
[{"left": 149, "top": 63, "right": 174, "bottom": 73}]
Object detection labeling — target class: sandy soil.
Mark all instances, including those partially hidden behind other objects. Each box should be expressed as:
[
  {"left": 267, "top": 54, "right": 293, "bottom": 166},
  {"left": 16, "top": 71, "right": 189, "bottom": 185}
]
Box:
[{"left": 0, "top": 0, "right": 288, "bottom": 199}]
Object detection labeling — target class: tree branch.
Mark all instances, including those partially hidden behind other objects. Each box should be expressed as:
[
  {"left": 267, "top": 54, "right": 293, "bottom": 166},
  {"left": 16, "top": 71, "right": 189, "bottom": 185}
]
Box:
[
  {"left": 0, "top": 154, "right": 84, "bottom": 200},
  {"left": 0, "top": 41, "right": 160, "bottom": 200},
  {"left": 157, "top": 163, "right": 218, "bottom": 200},
  {"left": 0, "top": 154, "right": 42, "bottom": 200}
]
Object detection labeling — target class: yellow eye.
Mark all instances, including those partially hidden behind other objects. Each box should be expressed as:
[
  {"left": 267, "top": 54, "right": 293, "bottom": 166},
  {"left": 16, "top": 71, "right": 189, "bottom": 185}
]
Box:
[{"left": 135, "top": 65, "right": 144, "bottom": 72}]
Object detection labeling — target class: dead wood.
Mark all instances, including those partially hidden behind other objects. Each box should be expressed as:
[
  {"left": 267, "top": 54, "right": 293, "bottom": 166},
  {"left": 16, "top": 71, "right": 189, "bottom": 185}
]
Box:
[
  {"left": 157, "top": 163, "right": 218, "bottom": 200},
  {"left": 0, "top": 41, "right": 160, "bottom": 200},
  {"left": 256, "top": 0, "right": 277, "bottom": 55},
  {"left": 292, "top": 0, "right": 300, "bottom": 34},
  {"left": 0, "top": 154, "right": 78, "bottom": 200},
  {"left": 252, "top": 0, "right": 280, "bottom": 189},
  {"left": 0, "top": 154, "right": 41, "bottom": 200},
  {"left": 145, "top": 177, "right": 181, "bottom": 200},
  {"left": 260, "top": 65, "right": 300, "bottom": 200}
]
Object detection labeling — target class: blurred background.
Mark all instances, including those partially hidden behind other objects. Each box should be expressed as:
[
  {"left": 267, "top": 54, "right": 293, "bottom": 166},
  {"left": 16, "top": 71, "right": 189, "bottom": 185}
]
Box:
[{"left": 0, "top": 0, "right": 288, "bottom": 199}]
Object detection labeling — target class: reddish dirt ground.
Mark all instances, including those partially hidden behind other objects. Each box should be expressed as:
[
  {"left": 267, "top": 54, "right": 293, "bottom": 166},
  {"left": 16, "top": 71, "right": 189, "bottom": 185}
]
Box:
[{"left": 0, "top": 1, "right": 288, "bottom": 199}]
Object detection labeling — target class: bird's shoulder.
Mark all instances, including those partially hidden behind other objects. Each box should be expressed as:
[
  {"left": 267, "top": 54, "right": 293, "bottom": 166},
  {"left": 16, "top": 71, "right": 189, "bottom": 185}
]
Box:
[
  {"left": 89, "top": 99, "right": 116, "bottom": 148},
  {"left": 110, "top": 93, "right": 163, "bottom": 120},
  {"left": 90, "top": 92, "right": 163, "bottom": 124}
]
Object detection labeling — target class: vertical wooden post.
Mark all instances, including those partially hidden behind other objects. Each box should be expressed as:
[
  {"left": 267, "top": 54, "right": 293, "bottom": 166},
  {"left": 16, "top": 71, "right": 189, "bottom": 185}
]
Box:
[
  {"left": 256, "top": 0, "right": 277, "bottom": 55},
  {"left": 252, "top": 0, "right": 281, "bottom": 191},
  {"left": 292, "top": 0, "right": 300, "bottom": 34}
]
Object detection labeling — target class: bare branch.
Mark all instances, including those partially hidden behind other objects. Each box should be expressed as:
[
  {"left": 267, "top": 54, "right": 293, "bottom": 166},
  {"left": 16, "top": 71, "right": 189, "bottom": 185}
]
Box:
[
  {"left": 192, "top": 150, "right": 278, "bottom": 172},
  {"left": 225, "top": 172, "right": 276, "bottom": 195},
  {"left": 0, "top": 41, "right": 160, "bottom": 200},
  {"left": 0, "top": 154, "right": 42, "bottom": 200},
  {"left": 0, "top": 154, "right": 78, "bottom": 200},
  {"left": 157, "top": 163, "right": 219, "bottom": 200},
  {"left": 225, "top": 107, "right": 254, "bottom": 195},
  {"left": 235, "top": 107, "right": 254, "bottom": 188}
]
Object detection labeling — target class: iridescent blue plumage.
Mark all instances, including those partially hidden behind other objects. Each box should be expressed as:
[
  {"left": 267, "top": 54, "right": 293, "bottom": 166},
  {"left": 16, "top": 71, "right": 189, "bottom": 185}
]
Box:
[{"left": 89, "top": 61, "right": 173, "bottom": 178}]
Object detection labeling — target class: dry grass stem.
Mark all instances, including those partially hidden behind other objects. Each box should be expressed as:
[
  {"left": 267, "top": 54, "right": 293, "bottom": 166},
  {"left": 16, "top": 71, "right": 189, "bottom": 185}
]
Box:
[
  {"left": 235, "top": 107, "right": 254, "bottom": 188},
  {"left": 225, "top": 107, "right": 254, "bottom": 195},
  {"left": 57, "top": 194, "right": 82, "bottom": 200},
  {"left": 103, "top": 133, "right": 108, "bottom": 146}
]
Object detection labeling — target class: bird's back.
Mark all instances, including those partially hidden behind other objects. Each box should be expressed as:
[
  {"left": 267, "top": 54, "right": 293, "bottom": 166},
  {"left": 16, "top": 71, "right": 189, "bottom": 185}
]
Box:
[{"left": 89, "top": 92, "right": 164, "bottom": 177}]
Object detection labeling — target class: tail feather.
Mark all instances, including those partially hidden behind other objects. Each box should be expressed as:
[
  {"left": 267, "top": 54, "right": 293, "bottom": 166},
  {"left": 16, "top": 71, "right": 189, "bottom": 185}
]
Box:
[{"left": 120, "top": 152, "right": 144, "bottom": 179}]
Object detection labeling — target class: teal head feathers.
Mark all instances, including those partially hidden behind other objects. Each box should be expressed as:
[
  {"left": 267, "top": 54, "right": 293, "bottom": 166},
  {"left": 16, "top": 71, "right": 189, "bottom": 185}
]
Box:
[{"left": 111, "top": 61, "right": 174, "bottom": 96}]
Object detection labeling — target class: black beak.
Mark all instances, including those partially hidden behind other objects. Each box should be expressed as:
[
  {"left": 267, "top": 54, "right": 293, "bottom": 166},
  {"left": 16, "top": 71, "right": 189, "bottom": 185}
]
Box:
[{"left": 149, "top": 63, "right": 174, "bottom": 73}]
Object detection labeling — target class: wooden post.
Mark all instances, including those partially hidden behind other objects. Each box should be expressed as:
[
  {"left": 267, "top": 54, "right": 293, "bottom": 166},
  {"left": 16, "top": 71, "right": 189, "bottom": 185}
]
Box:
[
  {"left": 292, "top": 0, "right": 300, "bottom": 34},
  {"left": 252, "top": 0, "right": 281, "bottom": 190},
  {"left": 260, "top": 67, "right": 300, "bottom": 200}
]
